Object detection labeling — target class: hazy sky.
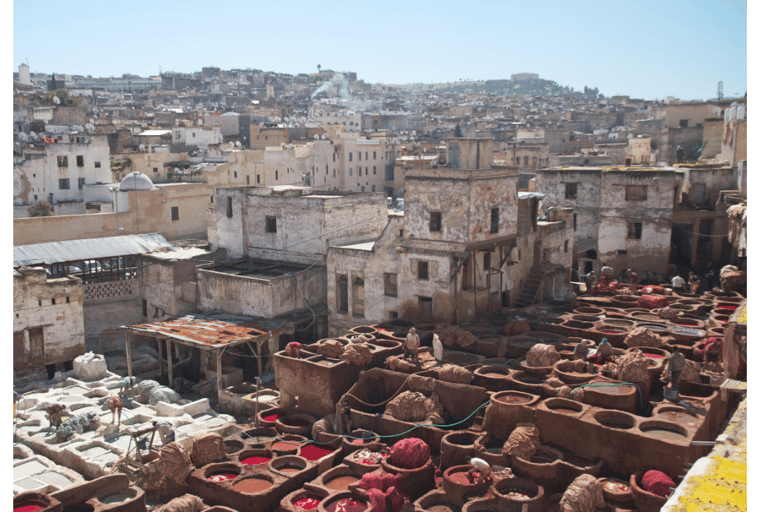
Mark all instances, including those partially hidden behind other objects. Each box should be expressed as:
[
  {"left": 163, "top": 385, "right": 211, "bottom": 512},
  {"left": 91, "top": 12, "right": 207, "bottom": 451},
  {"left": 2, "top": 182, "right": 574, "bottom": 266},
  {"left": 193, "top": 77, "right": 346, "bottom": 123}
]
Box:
[{"left": 13, "top": 0, "right": 748, "bottom": 101}]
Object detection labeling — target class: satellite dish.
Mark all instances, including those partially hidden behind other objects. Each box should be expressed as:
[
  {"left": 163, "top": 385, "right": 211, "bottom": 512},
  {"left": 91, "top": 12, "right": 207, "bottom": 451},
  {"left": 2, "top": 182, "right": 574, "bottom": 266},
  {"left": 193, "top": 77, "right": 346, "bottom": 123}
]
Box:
[
  {"left": 321, "top": 134, "right": 327, "bottom": 140},
  {"left": 314, "top": 134, "right": 319, "bottom": 140},
  {"left": 139, "top": 144, "right": 145, "bottom": 151},
  {"left": 235, "top": 141, "right": 242, "bottom": 147},
  {"left": 53, "top": 95, "right": 60, "bottom": 105}
]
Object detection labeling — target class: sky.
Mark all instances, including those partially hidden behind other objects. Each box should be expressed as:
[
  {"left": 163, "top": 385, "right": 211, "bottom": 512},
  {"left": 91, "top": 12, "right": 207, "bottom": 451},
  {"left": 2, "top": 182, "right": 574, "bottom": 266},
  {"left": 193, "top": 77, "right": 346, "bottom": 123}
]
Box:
[{"left": 11, "top": 0, "right": 749, "bottom": 101}]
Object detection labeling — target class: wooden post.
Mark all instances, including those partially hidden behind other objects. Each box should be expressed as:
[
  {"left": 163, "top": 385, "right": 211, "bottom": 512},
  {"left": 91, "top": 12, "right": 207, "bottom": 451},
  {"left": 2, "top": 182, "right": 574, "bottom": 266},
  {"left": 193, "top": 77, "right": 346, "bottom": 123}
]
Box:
[
  {"left": 216, "top": 348, "right": 223, "bottom": 390},
  {"left": 165, "top": 338, "right": 173, "bottom": 384},
  {"left": 157, "top": 338, "right": 163, "bottom": 381},
  {"left": 257, "top": 339, "right": 263, "bottom": 378},
  {"left": 124, "top": 330, "right": 133, "bottom": 384}
]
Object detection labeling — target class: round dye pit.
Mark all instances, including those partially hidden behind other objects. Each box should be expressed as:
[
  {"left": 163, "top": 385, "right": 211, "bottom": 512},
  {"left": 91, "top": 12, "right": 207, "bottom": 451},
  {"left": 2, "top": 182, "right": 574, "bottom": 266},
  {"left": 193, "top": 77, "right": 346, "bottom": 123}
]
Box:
[
  {"left": 602, "top": 480, "right": 630, "bottom": 493},
  {"left": 271, "top": 441, "right": 298, "bottom": 451},
  {"left": 293, "top": 497, "right": 321, "bottom": 510},
  {"left": 241, "top": 456, "right": 270, "bottom": 466},
  {"left": 208, "top": 471, "right": 238, "bottom": 482},
  {"left": 425, "top": 505, "right": 461, "bottom": 512},
  {"left": 498, "top": 487, "right": 535, "bottom": 499},
  {"left": 656, "top": 411, "right": 698, "bottom": 426},
  {"left": 99, "top": 493, "right": 132, "bottom": 504},
  {"left": 301, "top": 444, "right": 334, "bottom": 461},
  {"left": 325, "top": 475, "right": 358, "bottom": 490},
  {"left": 279, "top": 465, "right": 303, "bottom": 473},
  {"left": 326, "top": 497, "right": 367, "bottom": 512},
  {"left": 315, "top": 360, "right": 336, "bottom": 367},
  {"left": 496, "top": 395, "right": 531, "bottom": 404},
  {"left": 590, "top": 385, "right": 633, "bottom": 395},
  {"left": 262, "top": 413, "right": 283, "bottom": 422},
  {"left": 642, "top": 353, "right": 664, "bottom": 360},
  {"left": 447, "top": 472, "right": 472, "bottom": 485},
  {"left": 717, "top": 304, "right": 738, "bottom": 310},
  {"left": 233, "top": 477, "right": 273, "bottom": 493},
  {"left": 14, "top": 503, "right": 47, "bottom": 512},
  {"left": 281, "top": 418, "right": 311, "bottom": 428},
  {"left": 353, "top": 450, "right": 383, "bottom": 465},
  {"left": 62, "top": 505, "right": 93, "bottom": 512},
  {"left": 642, "top": 428, "right": 688, "bottom": 442}
]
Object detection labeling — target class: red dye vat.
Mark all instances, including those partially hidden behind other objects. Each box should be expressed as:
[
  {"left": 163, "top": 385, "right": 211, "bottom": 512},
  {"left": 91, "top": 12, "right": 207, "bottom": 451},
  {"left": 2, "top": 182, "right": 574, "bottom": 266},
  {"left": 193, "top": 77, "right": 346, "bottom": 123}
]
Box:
[
  {"left": 208, "top": 471, "right": 238, "bottom": 481},
  {"left": 241, "top": 456, "right": 270, "bottom": 466},
  {"left": 677, "top": 322, "right": 697, "bottom": 326},
  {"left": 293, "top": 497, "right": 321, "bottom": 510},
  {"left": 447, "top": 472, "right": 472, "bottom": 485},
  {"left": 300, "top": 444, "right": 333, "bottom": 461},
  {"left": 271, "top": 441, "right": 297, "bottom": 451},
  {"left": 14, "top": 504, "right": 47, "bottom": 512},
  {"left": 327, "top": 498, "right": 367, "bottom": 512},
  {"left": 500, "top": 487, "right": 534, "bottom": 499},
  {"left": 643, "top": 353, "right": 664, "bottom": 359},
  {"left": 602, "top": 330, "right": 622, "bottom": 334},
  {"left": 351, "top": 439, "right": 365, "bottom": 445},
  {"left": 262, "top": 413, "right": 282, "bottom": 422},
  {"left": 719, "top": 305, "right": 737, "bottom": 310}
]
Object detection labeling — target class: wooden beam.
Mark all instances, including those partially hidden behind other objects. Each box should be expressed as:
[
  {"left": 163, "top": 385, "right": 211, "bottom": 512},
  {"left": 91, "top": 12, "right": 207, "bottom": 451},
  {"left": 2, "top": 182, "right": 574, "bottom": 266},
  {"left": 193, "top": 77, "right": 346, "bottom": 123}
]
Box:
[
  {"left": 124, "top": 330, "right": 133, "bottom": 383},
  {"left": 157, "top": 338, "right": 163, "bottom": 382},
  {"left": 165, "top": 338, "right": 173, "bottom": 384},
  {"left": 216, "top": 348, "right": 223, "bottom": 390}
]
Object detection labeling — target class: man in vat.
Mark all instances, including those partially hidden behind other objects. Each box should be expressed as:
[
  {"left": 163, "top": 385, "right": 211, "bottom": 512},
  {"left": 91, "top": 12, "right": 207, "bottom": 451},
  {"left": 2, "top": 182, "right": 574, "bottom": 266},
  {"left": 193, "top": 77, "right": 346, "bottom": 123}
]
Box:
[
  {"left": 592, "top": 338, "right": 615, "bottom": 364},
  {"left": 432, "top": 334, "right": 443, "bottom": 367},
  {"left": 564, "top": 286, "right": 577, "bottom": 309},
  {"left": 667, "top": 346, "right": 687, "bottom": 390},
  {"left": 688, "top": 272, "right": 701, "bottom": 294},
  {"left": 574, "top": 339, "right": 590, "bottom": 360},
  {"left": 403, "top": 327, "right": 420, "bottom": 363},
  {"left": 465, "top": 455, "right": 492, "bottom": 484}
]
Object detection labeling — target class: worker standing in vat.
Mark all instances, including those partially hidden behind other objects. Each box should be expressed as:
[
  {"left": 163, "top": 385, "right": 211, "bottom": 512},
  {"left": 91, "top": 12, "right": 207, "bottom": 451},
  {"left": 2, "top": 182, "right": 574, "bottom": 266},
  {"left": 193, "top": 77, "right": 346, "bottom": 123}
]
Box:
[
  {"left": 432, "top": 334, "right": 443, "bottom": 367},
  {"left": 688, "top": 272, "right": 701, "bottom": 295},
  {"left": 595, "top": 339, "right": 615, "bottom": 364},
  {"left": 600, "top": 265, "right": 614, "bottom": 286},
  {"left": 585, "top": 271, "right": 596, "bottom": 294},
  {"left": 403, "top": 327, "right": 420, "bottom": 363},
  {"left": 465, "top": 456, "right": 492, "bottom": 484},
  {"left": 564, "top": 286, "right": 577, "bottom": 309},
  {"left": 573, "top": 339, "right": 590, "bottom": 360},
  {"left": 666, "top": 346, "right": 686, "bottom": 390},
  {"left": 671, "top": 274, "right": 685, "bottom": 294},
  {"left": 627, "top": 269, "right": 640, "bottom": 293},
  {"left": 341, "top": 399, "right": 352, "bottom": 434}
]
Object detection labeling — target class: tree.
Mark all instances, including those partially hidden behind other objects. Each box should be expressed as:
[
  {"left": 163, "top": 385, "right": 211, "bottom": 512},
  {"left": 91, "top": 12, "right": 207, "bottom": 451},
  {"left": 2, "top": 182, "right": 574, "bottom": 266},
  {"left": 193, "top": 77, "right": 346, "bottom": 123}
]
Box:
[
  {"left": 27, "top": 201, "right": 54, "bottom": 217},
  {"left": 454, "top": 124, "right": 463, "bottom": 137}
]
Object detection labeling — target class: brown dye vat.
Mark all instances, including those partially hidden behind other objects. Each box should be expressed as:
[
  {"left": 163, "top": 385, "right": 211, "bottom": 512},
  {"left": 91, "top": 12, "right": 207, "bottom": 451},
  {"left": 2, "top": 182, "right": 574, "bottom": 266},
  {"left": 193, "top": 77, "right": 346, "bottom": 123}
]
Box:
[
  {"left": 325, "top": 497, "right": 367, "bottom": 512},
  {"left": 642, "top": 428, "right": 688, "bottom": 442},
  {"left": 593, "top": 411, "right": 635, "bottom": 430},
  {"left": 233, "top": 477, "right": 272, "bottom": 493},
  {"left": 425, "top": 506, "right": 461, "bottom": 512},
  {"left": 655, "top": 411, "right": 699, "bottom": 426},
  {"left": 496, "top": 395, "right": 530, "bottom": 404},
  {"left": 325, "top": 475, "right": 358, "bottom": 490}
]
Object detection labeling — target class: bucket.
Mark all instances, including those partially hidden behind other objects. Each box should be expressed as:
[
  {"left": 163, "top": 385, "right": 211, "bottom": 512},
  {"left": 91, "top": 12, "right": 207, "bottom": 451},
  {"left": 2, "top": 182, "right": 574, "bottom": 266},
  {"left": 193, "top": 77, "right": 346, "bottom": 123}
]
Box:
[{"left": 663, "top": 387, "right": 678, "bottom": 400}]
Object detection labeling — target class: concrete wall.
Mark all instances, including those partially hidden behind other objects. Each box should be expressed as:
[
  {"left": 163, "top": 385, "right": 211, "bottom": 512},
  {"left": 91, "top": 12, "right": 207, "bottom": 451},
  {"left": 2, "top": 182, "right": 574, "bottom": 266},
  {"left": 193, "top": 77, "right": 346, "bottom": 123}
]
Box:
[
  {"left": 82, "top": 278, "right": 142, "bottom": 353},
  {"left": 13, "top": 182, "right": 210, "bottom": 246},
  {"left": 14, "top": 267, "right": 85, "bottom": 371},
  {"left": 700, "top": 118, "right": 724, "bottom": 159}
]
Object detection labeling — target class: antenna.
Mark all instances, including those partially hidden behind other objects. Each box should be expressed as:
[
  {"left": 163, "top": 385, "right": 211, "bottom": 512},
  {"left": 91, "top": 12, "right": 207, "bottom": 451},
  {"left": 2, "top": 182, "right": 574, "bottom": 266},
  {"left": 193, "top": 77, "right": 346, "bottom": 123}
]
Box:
[{"left": 717, "top": 81, "right": 724, "bottom": 102}]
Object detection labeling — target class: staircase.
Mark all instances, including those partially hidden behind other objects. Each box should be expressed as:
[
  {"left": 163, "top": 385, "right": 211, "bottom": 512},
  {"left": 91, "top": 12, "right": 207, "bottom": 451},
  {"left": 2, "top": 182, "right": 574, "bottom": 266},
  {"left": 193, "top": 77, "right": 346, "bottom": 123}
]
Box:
[{"left": 514, "top": 266, "right": 546, "bottom": 308}]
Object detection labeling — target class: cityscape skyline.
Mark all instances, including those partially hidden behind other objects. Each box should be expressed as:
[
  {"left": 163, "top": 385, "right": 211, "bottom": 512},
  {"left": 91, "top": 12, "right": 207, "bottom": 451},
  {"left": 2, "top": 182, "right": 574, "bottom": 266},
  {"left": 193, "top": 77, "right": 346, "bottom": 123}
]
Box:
[{"left": 13, "top": 0, "right": 748, "bottom": 102}]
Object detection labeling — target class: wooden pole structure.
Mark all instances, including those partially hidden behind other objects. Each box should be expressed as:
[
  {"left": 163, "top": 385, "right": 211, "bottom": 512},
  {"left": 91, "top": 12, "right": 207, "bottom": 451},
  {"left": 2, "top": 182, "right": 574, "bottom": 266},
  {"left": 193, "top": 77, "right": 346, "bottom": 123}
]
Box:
[
  {"left": 165, "top": 338, "right": 173, "bottom": 384},
  {"left": 157, "top": 338, "right": 163, "bottom": 381},
  {"left": 124, "top": 330, "right": 133, "bottom": 384},
  {"left": 216, "top": 348, "right": 223, "bottom": 390},
  {"left": 246, "top": 340, "right": 263, "bottom": 378}
]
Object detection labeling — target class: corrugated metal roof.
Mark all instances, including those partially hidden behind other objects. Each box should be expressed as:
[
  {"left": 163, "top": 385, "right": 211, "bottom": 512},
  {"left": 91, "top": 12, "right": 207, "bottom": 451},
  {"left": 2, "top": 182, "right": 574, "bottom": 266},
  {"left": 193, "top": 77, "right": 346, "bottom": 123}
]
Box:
[{"left": 14, "top": 233, "right": 174, "bottom": 267}]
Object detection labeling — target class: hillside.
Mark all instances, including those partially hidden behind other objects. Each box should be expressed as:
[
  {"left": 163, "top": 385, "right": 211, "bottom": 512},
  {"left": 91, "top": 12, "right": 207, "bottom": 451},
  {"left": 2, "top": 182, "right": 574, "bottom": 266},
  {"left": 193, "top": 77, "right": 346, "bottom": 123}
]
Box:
[{"left": 390, "top": 78, "right": 575, "bottom": 97}]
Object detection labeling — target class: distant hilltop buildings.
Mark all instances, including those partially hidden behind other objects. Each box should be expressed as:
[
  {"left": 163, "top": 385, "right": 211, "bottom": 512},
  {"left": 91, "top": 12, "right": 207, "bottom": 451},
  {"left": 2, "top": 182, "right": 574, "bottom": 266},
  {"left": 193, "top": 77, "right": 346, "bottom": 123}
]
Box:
[{"left": 510, "top": 72, "right": 539, "bottom": 82}]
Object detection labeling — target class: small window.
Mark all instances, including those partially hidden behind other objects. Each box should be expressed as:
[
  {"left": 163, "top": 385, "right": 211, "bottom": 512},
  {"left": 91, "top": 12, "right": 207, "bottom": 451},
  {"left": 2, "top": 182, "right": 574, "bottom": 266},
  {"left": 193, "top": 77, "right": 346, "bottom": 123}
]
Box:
[
  {"left": 618, "top": 249, "right": 628, "bottom": 255},
  {"left": 153, "top": 167, "right": 158, "bottom": 173},
  {"left": 142, "top": 299, "right": 148, "bottom": 317},
  {"left": 51, "top": 298, "right": 56, "bottom": 305},
  {"left": 234, "top": 171, "right": 238, "bottom": 178},
  {"left": 365, "top": 167, "right": 368, "bottom": 175},
  {"left": 626, "top": 185, "right": 648, "bottom": 201},
  {"left": 76, "top": 155, "right": 84, "bottom": 167},
  {"left": 349, "top": 152, "right": 353, "bottom": 162},
  {"left": 337, "top": 275, "right": 348, "bottom": 313},
  {"left": 59, "top": 178, "right": 70, "bottom": 189},
  {"left": 257, "top": 174, "right": 261, "bottom": 184},
  {"left": 326, "top": 164, "right": 329, "bottom": 174},
  {"left": 490, "top": 207, "right": 499, "bottom": 233},
  {"left": 333, "top": 153, "right": 336, "bottom": 162},
  {"left": 373, "top": 166, "right": 376, "bottom": 174},
  {"left": 564, "top": 240, "right": 569, "bottom": 253},
  {"left": 418, "top": 296, "right": 433, "bottom": 316},
  {"left": 66, "top": 296, "right": 69, "bottom": 303},
  {"left": 373, "top": 151, "right": 377, "bottom": 159},
  {"left": 429, "top": 212, "right": 442, "bottom": 232},
  {"left": 679, "top": 119, "right": 688, "bottom": 128},
  {"left": 524, "top": 156, "right": 529, "bottom": 166},
  {"left": 246, "top": 175, "right": 250, "bottom": 185},
  {"left": 226, "top": 197, "right": 233, "bottom": 218},
  {"left": 78, "top": 178, "right": 86, "bottom": 190},
  {"left": 266, "top": 216, "right": 277, "bottom": 233},
  {"left": 365, "top": 152, "right": 368, "bottom": 160},
  {"left": 565, "top": 182, "right": 578, "bottom": 199},
  {"left": 384, "top": 273, "right": 398, "bottom": 297},
  {"left": 573, "top": 213, "right": 578, "bottom": 230},
  {"left": 418, "top": 261, "right": 429, "bottom": 280},
  {"left": 171, "top": 206, "right": 179, "bottom": 221},
  {"left": 94, "top": 161, "right": 101, "bottom": 168},
  {"left": 57, "top": 156, "right": 68, "bottom": 167},
  {"left": 390, "top": 311, "right": 398, "bottom": 319},
  {"left": 359, "top": 168, "right": 362, "bottom": 177},
  {"left": 483, "top": 252, "right": 491, "bottom": 270},
  {"left": 628, "top": 222, "right": 643, "bottom": 239}
]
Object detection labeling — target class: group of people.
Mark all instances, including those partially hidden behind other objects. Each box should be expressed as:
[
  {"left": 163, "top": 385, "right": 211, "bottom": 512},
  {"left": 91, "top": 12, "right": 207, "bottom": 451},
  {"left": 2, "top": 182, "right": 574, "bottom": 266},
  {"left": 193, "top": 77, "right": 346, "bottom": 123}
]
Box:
[
  {"left": 403, "top": 327, "right": 443, "bottom": 367},
  {"left": 671, "top": 272, "right": 701, "bottom": 295}
]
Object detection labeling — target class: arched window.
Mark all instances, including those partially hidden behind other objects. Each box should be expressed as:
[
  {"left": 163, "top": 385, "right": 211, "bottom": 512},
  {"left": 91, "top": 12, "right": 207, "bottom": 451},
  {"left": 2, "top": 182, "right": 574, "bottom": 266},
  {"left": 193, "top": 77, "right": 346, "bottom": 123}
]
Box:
[{"left": 337, "top": 275, "right": 348, "bottom": 313}]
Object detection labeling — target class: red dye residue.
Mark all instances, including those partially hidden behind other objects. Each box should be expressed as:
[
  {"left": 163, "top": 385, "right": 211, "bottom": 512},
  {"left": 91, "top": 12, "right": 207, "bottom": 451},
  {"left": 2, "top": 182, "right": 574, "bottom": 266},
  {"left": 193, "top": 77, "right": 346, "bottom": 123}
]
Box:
[
  {"left": 271, "top": 441, "right": 296, "bottom": 451},
  {"left": 293, "top": 497, "right": 321, "bottom": 510},
  {"left": 351, "top": 439, "right": 365, "bottom": 444},
  {"left": 14, "top": 504, "right": 47, "bottom": 512},
  {"left": 719, "top": 305, "right": 737, "bottom": 310},
  {"left": 447, "top": 472, "right": 472, "bottom": 485},
  {"left": 301, "top": 444, "right": 334, "bottom": 461},
  {"left": 678, "top": 322, "right": 697, "bottom": 326},
  {"left": 603, "top": 330, "right": 622, "bottom": 334},
  {"left": 327, "top": 498, "right": 367, "bottom": 512},
  {"left": 262, "top": 413, "right": 282, "bottom": 422},
  {"left": 241, "top": 456, "right": 270, "bottom": 466},
  {"left": 643, "top": 353, "right": 664, "bottom": 359},
  {"left": 208, "top": 471, "right": 237, "bottom": 481}
]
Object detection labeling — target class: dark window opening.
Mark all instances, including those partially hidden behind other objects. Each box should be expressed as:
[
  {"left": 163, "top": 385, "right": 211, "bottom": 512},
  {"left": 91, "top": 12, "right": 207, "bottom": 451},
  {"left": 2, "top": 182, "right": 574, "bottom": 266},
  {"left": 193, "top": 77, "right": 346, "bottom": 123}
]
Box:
[
  {"left": 59, "top": 178, "right": 70, "bottom": 189},
  {"left": 626, "top": 185, "right": 648, "bottom": 201},
  {"left": 628, "top": 222, "right": 643, "bottom": 239},
  {"left": 78, "top": 178, "right": 85, "bottom": 190},
  {"left": 490, "top": 207, "right": 499, "bottom": 233},
  {"left": 57, "top": 156, "right": 68, "bottom": 167},
  {"left": 266, "top": 216, "right": 277, "bottom": 233},
  {"left": 226, "top": 197, "right": 233, "bottom": 218},
  {"left": 565, "top": 182, "right": 578, "bottom": 199},
  {"left": 418, "top": 261, "right": 429, "bottom": 280},
  {"left": 483, "top": 251, "right": 491, "bottom": 270},
  {"left": 618, "top": 249, "right": 628, "bottom": 255},
  {"left": 429, "top": 212, "right": 442, "bottom": 232},
  {"left": 76, "top": 155, "right": 84, "bottom": 167},
  {"left": 142, "top": 299, "right": 148, "bottom": 317},
  {"left": 384, "top": 273, "right": 398, "bottom": 297},
  {"left": 338, "top": 275, "right": 348, "bottom": 313},
  {"left": 171, "top": 206, "right": 179, "bottom": 221}
]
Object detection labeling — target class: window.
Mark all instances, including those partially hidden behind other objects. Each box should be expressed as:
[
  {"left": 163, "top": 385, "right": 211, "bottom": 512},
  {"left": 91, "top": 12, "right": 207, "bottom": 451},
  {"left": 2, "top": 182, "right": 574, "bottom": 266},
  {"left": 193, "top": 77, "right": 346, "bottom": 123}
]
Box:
[
  {"left": 266, "top": 216, "right": 277, "bottom": 233},
  {"left": 257, "top": 174, "right": 261, "bottom": 184},
  {"left": 349, "top": 169, "right": 352, "bottom": 176},
  {"left": 59, "top": 178, "right": 70, "bottom": 189},
  {"left": 226, "top": 197, "right": 233, "bottom": 218},
  {"left": 516, "top": 156, "right": 520, "bottom": 165},
  {"left": 628, "top": 222, "right": 643, "bottom": 239},
  {"left": 337, "top": 275, "right": 348, "bottom": 313},
  {"left": 626, "top": 185, "right": 647, "bottom": 201},
  {"left": 246, "top": 175, "right": 250, "bottom": 185},
  {"left": 679, "top": 119, "right": 688, "bottom": 128},
  {"left": 373, "top": 151, "right": 377, "bottom": 159},
  {"left": 564, "top": 240, "right": 569, "bottom": 252},
  {"left": 76, "top": 155, "right": 84, "bottom": 167},
  {"left": 353, "top": 278, "right": 365, "bottom": 316},
  {"left": 326, "top": 164, "right": 329, "bottom": 174},
  {"left": 429, "top": 212, "right": 442, "bottom": 232},
  {"left": 372, "top": 185, "right": 375, "bottom": 192},
  {"left": 349, "top": 152, "right": 353, "bottom": 162},
  {"left": 573, "top": 213, "right": 578, "bottom": 230},
  {"left": 57, "top": 156, "right": 68, "bottom": 167},
  {"left": 384, "top": 273, "right": 398, "bottom": 297},
  {"left": 171, "top": 206, "right": 179, "bottom": 221},
  {"left": 153, "top": 167, "right": 158, "bottom": 173},
  {"left": 29, "top": 328, "right": 44, "bottom": 359},
  {"left": 51, "top": 298, "right": 56, "bottom": 305},
  {"left": 373, "top": 166, "right": 376, "bottom": 174},
  {"left": 142, "top": 299, "right": 148, "bottom": 317},
  {"left": 333, "top": 153, "right": 336, "bottom": 162},
  {"left": 483, "top": 252, "right": 491, "bottom": 270},
  {"left": 176, "top": 132, "right": 181, "bottom": 139},
  {"left": 365, "top": 167, "right": 368, "bottom": 175},
  {"left": 490, "top": 208, "right": 499, "bottom": 233},
  {"left": 78, "top": 178, "right": 85, "bottom": 190},
  {"left": 524, "top": 156, "right": 529, "bottom": 166},
  {"left": 359, "top": 168, "right": 362, "bottom": 177},
  {"left": 390, "top": 311, "right": 398, "bottom": 319},
  {"left": 618, "top": 249, "right": 628, "bottom": 255},
  {"left": 275, "top": 170, "right": 278, "bottom": 180},
  {"left": 565, "top": 182, "right": 578, "bottom": 199},
  {"left": 95, "top": 161, "right": 101, "bottom": 168},
  {"left": 418, "top": 261, "right": 429, "bottom": 280},
  {"left": 365, "top": 152, "right": 368, "bottom": 160},
  {"left": 234, "top": 171, "right": 238, "bottom": 178}
]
